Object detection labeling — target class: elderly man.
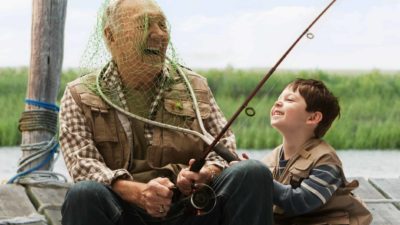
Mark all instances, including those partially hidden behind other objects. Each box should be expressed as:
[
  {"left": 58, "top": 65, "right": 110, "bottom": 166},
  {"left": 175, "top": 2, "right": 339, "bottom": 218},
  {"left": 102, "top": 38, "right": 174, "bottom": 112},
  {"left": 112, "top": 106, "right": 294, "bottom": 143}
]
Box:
[{"left": 60, "top": 0, "right": 273, "bottom": 224}]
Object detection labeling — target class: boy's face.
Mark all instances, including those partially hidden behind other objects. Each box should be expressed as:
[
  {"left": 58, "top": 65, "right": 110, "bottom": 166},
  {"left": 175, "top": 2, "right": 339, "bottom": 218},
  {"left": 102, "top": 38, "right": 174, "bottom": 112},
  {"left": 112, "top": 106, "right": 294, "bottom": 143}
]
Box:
[{"left": 270, "top": 86, "right": 314, "bottom": 133}]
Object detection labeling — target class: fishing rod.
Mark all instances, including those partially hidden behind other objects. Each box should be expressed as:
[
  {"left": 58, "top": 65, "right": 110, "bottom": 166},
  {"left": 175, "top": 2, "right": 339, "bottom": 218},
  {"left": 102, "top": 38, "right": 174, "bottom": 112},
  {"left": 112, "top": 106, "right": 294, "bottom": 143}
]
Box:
[
  {"left": 191, "top": 0, "right": 337, "bottom": 172},
  {"left": 180, "top": 0, "right": 338, "bottom": 216}
]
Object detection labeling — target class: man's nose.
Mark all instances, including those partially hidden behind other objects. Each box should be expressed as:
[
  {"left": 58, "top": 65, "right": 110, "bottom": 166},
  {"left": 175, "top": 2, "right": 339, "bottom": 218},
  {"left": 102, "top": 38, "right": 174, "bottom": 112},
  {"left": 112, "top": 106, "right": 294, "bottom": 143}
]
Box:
[{"left": 149, "top": 24, "right": 168, "bottom": 40}]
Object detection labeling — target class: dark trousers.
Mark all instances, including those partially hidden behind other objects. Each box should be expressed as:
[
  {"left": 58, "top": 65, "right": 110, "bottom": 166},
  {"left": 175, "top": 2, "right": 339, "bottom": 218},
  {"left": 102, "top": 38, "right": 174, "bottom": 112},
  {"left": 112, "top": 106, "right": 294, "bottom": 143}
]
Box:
[{"left": 61, "top": 160, "right": 273, "bottom": 225}]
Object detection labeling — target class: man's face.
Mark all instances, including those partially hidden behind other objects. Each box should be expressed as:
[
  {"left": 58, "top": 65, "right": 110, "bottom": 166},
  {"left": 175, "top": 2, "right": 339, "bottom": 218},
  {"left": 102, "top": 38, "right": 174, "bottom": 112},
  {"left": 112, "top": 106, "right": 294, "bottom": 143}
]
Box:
[{"left": 106, "top": 0, "right": 170, "bottom": 85}]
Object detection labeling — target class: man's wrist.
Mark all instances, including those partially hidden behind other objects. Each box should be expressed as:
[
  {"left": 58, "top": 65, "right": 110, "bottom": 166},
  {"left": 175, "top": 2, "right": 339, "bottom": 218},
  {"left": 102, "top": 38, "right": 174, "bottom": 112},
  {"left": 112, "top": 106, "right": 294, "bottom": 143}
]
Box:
[
  {"left": 205, "top": 165, "right": 221, "bottom": 182},
  {"left": 112, "top": 179, "right": 146, "bottom": 207}
]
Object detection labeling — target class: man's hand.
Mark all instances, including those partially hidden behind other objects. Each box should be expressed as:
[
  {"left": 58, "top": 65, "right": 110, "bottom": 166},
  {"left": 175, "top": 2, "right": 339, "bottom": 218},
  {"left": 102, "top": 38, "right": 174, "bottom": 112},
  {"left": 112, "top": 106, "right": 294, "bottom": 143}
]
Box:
[
  {"left": 176, "top": 159, "right": 219, "bottom": 196},
  {"left": 112, "top": 177, "right": 174, "bottom": 218},
  {"left": 140, "top": 177, "right": 175, "bottom": 217}
]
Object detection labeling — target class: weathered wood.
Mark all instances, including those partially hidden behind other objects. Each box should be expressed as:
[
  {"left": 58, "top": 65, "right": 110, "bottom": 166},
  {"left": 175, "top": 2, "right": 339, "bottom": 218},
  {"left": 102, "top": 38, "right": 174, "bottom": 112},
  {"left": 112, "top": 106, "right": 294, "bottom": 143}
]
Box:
[
  {"left": 352, "top": 177, "right": 400, "bottom": 225},
  {"left": 21, "top": 0, "right": 67, "bottom": 170},
  {"left": 1, "top": 179, "right": 400, "bottom": 224},
  {"left": 0, "top": 184, "right": 46, "bottom": 225},
  {"left": 369, "top": 178, "right": 400, "bottom": 210},
  {"left": 26, "top": 185, "right": 70, "bottom": 225}
]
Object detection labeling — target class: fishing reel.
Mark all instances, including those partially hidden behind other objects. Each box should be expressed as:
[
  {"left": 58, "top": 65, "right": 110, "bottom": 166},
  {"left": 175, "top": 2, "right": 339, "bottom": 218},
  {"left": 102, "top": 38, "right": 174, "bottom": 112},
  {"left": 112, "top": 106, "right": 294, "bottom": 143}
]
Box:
[
  {"left": 172, "top": 183, "right": 217, "bottom": 216},
  {"left": 188, "top": 183, "right": 217, "bottom": 215},
  {"left": 174, "top": 144, "right": 235, "bottom": 216}
]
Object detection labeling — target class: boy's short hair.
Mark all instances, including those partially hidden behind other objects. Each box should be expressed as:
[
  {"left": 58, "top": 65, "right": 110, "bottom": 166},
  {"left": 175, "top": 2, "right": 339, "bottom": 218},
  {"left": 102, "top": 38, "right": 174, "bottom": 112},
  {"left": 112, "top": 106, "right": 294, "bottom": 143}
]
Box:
[{"left": 288, "top": 78, "right": 340, "bottom": 138}]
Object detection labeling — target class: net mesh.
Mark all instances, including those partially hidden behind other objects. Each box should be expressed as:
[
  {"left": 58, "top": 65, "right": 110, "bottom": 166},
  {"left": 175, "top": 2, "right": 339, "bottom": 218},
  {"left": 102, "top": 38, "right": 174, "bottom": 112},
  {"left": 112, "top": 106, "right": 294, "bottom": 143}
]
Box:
[
  {"left": 79, "top": 0, "right": 203, "bottom": 136},
  {"left": 79, "top": 0, "right": 283, "bottom": 149}
]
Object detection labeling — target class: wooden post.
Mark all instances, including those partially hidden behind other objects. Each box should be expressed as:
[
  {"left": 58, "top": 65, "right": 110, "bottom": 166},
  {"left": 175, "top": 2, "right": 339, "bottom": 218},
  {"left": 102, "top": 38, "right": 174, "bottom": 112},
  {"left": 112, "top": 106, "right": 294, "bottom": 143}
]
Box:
[{"left": 21, "top": 0, "right": 67, "bottom": 171}]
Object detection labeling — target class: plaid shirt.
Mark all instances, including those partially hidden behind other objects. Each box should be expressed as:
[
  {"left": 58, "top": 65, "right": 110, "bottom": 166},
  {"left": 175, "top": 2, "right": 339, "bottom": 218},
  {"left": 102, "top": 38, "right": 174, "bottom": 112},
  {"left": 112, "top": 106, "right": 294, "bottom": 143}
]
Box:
[{"left": 59, "top": 62, "right": 236, "bottom": 185}]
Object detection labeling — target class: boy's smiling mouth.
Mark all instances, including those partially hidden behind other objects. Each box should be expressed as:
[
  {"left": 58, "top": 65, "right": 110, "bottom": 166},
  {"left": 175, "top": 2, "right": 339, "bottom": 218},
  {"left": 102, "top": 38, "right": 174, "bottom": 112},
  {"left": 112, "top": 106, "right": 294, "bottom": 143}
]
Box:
[{"left": 272, "top": 110, "right": 284, "bottom": 116}]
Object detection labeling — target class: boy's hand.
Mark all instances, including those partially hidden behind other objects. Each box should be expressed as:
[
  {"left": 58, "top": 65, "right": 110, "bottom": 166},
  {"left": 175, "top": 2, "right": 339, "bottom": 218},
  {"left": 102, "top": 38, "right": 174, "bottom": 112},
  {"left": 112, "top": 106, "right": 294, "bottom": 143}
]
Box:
[{"left": 229, "top": 153, "right": 250, "bottom": 166}]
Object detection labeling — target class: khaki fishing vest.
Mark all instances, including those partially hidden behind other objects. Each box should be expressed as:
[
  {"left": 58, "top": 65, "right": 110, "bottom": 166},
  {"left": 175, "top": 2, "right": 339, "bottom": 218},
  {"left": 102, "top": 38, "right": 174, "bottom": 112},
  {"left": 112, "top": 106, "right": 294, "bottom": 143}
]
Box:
[
  {"left": 67, "top": 69, "right": 212, "bottom": 183},
  {"left": 262, "top": 139, "right": 372, "bottom": 225}
]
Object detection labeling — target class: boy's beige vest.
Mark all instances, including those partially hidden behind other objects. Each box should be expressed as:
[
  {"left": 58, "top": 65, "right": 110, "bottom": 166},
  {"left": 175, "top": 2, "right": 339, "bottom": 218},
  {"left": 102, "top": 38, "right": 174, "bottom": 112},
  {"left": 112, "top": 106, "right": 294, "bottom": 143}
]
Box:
[
  {"left": 67, "top": 70, "right": 212, "bottom": 183},
  {"left": 262, "top": 139, "right": 372, "bottom": 225}
]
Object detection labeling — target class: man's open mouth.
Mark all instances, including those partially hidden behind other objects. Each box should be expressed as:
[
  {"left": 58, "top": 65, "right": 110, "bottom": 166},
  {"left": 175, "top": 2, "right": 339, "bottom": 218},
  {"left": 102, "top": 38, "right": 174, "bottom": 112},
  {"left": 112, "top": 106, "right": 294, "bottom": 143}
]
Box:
[{"left": 144, "top": 48, "right": 161, "bottom": 56}]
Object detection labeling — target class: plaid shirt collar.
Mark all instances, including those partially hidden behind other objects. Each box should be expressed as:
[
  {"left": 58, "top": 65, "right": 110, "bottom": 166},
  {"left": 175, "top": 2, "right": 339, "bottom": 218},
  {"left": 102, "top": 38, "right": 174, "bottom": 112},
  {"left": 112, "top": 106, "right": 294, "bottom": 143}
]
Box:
[
  {"left": 100, "top": 60, "right": 170, "bottom": 118},
  {"left": 99, "top": 61, "right": 170, "bottom": 145}
]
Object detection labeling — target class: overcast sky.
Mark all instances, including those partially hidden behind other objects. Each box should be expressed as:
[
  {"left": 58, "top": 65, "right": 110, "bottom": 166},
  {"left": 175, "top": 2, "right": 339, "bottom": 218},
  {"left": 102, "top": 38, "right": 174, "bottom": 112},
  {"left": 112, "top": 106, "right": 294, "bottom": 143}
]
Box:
[{"left": 0, "top": 0, "right": 399, "bottom": 70}]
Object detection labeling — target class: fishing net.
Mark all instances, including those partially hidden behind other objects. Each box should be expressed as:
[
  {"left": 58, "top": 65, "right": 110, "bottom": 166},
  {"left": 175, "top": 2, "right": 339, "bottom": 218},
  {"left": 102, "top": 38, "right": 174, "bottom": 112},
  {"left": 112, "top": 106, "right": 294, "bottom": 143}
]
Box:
[
  {"left": 78, "top": 0, "right": 290, "bottom": 151},
  {"left": 80, "top": 0, "right": 181, "bottom": 73},
  {"left": 79, "top": 0, "right": 227, "bottom": 148}
]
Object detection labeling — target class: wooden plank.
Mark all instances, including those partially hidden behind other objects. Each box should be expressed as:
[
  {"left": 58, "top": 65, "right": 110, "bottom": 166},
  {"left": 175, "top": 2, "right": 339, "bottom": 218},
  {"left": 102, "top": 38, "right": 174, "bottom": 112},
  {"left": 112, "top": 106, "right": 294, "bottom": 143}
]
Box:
[
  {"left": 352, "top": 177, "right": 400, "bottom": 225},
  {"left": 26, "top": 185, "right": 70, "bottom": 225},
  {"left": 0, "top": 184, "right": 46, "bottom": 225},
  {"left": 41, "top": 210, "right": 62, "bottom": 225},
  {"left": 370, "top": 178, "right": 400, "bottom": 209}
]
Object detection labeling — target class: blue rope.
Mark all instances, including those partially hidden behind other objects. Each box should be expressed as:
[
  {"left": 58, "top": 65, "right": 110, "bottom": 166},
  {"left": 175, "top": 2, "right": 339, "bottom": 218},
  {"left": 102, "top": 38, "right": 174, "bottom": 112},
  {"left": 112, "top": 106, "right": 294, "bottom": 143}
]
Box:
[
  {"left": 7, "top": 143, "right": 59, "bottom": 184},
  {"left": 25, "top": 99, "right": 60, "bottom": 112}
]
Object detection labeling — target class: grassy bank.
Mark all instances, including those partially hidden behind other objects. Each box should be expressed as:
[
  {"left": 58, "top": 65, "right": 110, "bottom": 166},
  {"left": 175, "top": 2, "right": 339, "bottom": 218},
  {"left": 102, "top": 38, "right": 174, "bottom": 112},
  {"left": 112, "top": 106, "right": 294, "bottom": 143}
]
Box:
[{"left": 1, "top": 68, "right": 399, "bottom": 149}]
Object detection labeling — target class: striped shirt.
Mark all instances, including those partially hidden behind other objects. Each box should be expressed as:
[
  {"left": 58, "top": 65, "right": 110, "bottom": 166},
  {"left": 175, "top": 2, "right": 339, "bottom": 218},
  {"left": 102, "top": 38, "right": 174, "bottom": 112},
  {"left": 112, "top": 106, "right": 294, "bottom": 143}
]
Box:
[{"left": 273, "top": 153, "right": 342, "bottom": 216}]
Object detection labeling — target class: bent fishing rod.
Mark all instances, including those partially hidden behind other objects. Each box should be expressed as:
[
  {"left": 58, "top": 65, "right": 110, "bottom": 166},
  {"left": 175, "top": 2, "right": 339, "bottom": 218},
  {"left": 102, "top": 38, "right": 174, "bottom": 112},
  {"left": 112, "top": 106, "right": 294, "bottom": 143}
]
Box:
[{"left": 191, "top": 0, "right": 337, "bottom": 172}]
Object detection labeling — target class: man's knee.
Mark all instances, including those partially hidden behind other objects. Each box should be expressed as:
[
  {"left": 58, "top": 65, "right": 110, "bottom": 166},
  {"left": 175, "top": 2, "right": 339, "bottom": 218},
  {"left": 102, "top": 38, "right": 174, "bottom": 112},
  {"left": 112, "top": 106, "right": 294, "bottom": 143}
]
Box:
[
  {"left": 219, "top": 159, "right": 273, "bottom": 191},
  {"left": 64, "top": 180, "right": 108, "bottom": 204},
  {"left": 233, "top": 160, "right": 272, "bottom": 182}
]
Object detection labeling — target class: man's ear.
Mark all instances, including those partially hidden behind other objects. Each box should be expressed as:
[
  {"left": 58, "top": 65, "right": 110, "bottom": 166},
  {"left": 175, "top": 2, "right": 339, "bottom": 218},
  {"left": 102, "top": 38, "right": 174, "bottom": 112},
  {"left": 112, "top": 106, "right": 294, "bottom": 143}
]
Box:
[
  {"left": 104, "top": 26, "right": 115, "bottom": 44},
  {"left": 307, "top": 111, "right": 323, "bottom": 125}
]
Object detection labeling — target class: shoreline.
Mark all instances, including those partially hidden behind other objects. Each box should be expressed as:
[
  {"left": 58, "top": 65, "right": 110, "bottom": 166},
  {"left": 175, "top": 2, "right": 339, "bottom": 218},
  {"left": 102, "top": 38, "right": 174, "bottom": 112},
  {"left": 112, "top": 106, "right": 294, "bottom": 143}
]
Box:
[{"left": 1, "top": 147, "right": 399, "bottom": 182}]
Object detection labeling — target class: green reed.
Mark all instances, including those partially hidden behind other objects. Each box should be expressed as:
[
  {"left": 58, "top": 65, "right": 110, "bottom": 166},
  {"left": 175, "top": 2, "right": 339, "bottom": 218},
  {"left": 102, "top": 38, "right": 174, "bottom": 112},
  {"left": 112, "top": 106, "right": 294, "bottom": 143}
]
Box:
[
  {"left": 200, "top": 69, "right": 400, "bottom": 150},
  {"left": 0, "top": 68, "right": 79, "bottom": 146},
  {"left": 0, "top": 68, "right": 399, "bottom": 150}
]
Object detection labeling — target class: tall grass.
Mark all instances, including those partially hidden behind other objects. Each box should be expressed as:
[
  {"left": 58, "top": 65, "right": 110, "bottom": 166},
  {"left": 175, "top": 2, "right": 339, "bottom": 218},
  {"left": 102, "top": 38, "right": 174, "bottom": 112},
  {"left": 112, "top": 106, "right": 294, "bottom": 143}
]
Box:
[
  {"left": 200, "top": 69, "right": 400, "bottom": 150},
  {"left": 0, "top": 68, "right": 399, "bottom": 150},
  {"left": 0, "top": 68, "right": 79, "bottom": 146}
]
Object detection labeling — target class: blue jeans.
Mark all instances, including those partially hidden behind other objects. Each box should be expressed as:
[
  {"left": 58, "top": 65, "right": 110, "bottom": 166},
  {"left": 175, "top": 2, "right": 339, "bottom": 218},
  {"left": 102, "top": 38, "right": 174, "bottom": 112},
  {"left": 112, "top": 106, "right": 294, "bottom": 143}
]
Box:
[{"left": 61, "top": 160, "right": 273, "bottom": 225}]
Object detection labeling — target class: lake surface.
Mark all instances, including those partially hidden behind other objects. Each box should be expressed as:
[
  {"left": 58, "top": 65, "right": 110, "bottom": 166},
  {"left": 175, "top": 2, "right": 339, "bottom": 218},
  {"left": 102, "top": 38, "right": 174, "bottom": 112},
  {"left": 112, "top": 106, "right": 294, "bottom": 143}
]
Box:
[{"left": 0, "top": 147, "right": 399, "bottom": 182}]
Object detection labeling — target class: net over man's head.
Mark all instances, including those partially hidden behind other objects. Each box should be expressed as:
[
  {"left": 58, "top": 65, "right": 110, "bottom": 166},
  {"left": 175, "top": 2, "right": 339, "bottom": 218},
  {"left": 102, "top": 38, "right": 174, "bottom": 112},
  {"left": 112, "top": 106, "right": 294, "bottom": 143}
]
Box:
[
  {"left": 102, "top": 0, "right": 170, "bottom": 89},
  {"left": 81, "top": 0, "right": 170, "bottom": 87},
  {"left": 82, "top": 0, "right": 207, "bottom": 135}
]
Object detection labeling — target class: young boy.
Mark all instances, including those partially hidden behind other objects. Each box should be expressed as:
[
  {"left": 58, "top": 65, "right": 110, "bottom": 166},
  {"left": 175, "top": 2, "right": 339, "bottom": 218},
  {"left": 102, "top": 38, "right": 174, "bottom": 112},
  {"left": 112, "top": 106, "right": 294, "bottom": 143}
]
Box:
[{"left": 262, "top": 78, "right": 372, "bottom": 225}]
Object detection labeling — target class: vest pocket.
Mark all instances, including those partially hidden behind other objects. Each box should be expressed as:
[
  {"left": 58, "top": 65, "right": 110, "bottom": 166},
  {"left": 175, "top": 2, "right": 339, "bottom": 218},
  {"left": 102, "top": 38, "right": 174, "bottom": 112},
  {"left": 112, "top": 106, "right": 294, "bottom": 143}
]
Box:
[
  {"left": 80, "top": 92, "right": 118, "bottom": 142},
  {"left": 91, "top": 110, "right": 122, "bottom": 169},
  {"left": 92, "top": 110, "right": 118, "bottom": 142},
  {"left": 289, "top": 159, "right": 313, "bottom": 188},
  {"left": 163, "top": 89, "right": 211, "bottom": 119},
  {"left": 84, "top": 102, "right": 122, "bottom": 169}
]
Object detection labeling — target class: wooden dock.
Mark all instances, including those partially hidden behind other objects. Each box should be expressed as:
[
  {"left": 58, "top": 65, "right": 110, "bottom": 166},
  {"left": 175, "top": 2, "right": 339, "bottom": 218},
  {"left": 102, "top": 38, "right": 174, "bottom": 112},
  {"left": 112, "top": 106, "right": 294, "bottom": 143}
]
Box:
[
  {"left": 1, "top": 178, "right": 399, "bottom": 225},
  {"left": 0, "top": 183, "right": 70, "bottom": 225},
  {"left": 353, "top": 177, "right": 400, "bottom": 224}
]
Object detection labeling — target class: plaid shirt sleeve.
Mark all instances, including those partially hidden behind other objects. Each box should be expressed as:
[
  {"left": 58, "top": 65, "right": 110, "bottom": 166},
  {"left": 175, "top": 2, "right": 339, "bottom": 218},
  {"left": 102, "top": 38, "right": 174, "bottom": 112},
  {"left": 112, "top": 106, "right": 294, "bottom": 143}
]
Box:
[
  {"left": 204, "top": 88, "right": 237, "bottom": 169},
  {"left": 59, "top": 86, "right": 133, "bottom": 185}
]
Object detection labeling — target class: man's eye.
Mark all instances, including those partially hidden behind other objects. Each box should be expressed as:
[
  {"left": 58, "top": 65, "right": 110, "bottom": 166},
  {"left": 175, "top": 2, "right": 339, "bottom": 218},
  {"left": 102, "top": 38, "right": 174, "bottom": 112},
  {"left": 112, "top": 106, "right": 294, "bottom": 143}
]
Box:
[{"left": 159, "top": 21, "right": 167, "bottom": 30}]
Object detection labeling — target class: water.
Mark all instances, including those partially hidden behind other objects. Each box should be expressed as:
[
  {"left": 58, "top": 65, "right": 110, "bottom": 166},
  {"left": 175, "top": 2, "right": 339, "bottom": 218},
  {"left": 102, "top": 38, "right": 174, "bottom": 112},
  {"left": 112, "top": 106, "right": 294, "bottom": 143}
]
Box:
[
  {"left": 240, "top": 149, "right": 400, "bottom": 178},
  {"left": 0, "top": 147, "right": 71, "bottom": 183},
  {"left": 0, "top": 147, "right": 399, "bottom": 183}
]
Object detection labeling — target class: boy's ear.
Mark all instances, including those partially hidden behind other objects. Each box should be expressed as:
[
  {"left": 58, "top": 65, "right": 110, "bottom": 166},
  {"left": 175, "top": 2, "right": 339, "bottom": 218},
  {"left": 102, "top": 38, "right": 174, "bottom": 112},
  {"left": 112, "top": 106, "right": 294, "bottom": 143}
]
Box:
[{"left": 307, "top": 111, "right": 323, "bottom": 125}]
